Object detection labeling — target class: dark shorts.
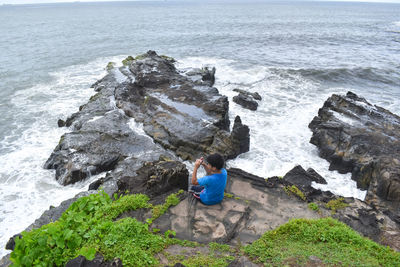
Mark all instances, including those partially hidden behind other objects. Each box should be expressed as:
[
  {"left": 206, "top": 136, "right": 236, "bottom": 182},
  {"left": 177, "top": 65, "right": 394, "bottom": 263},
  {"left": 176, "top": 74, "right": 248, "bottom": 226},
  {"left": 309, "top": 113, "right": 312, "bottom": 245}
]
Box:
[{"left": 190, "top": 185, "right": 204, "bottom": 203}]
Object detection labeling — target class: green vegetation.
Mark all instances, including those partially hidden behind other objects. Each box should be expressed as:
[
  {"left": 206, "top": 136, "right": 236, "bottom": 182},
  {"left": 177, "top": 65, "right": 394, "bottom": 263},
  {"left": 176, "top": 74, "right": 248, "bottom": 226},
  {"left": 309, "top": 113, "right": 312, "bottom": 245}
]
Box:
[
  {"left": 308, "top": 202, "right": 319, "bottom": 211},
  {"left": 160, "top": 55, "right": 176, "bottom": 62},
  {"left": 284, "top": 185, "right": 306, "bottom": 201},
  {"left": 224, "top": 192, "right": 234, "bottom": 198},
  {"left": 147, "top": 190, "right": 183, "bottom": 224},
  {"left": 10, "top": 191, "right": 183, "bottom": 266},
  {"left": 325, "top": 197, "right": 349, "bottom": 213},
  {"left": 135, "top": 53, "right": 147, "bottom": 60},
  {"left": 10, "top": 191, "right": 400, "bottom": 267},
  {"left": 122, "top": 56, "right": 134, "bottom": 66},
  {"left": 106, "top": 62, "right": 115, "bottom": 71},
  {"left": 244, "top": 217, "right": 400, "bottom": 266},
  {"left": 164, "top": 242, "right": 236, "bottom": 267}
]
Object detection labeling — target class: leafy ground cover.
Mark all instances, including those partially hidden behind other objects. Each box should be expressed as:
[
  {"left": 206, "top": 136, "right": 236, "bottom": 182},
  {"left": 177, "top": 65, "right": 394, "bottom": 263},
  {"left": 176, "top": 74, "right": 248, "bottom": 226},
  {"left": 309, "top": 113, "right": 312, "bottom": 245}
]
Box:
[
  {"left": 9, "top": 191, "right": 400, "bottom": 267},
  {"left": 243, "top": 217, "right": 400, "bottom": 267},
  {"left": 10, "top": 190, "right": 184, "bottom": 266}
]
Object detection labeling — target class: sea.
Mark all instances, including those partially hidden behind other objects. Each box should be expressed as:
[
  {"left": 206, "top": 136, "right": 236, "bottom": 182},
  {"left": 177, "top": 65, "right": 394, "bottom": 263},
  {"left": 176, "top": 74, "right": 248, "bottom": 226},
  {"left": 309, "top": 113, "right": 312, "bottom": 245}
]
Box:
[{"left": 0, "top": 0, "right": 400, "bottom": 258}]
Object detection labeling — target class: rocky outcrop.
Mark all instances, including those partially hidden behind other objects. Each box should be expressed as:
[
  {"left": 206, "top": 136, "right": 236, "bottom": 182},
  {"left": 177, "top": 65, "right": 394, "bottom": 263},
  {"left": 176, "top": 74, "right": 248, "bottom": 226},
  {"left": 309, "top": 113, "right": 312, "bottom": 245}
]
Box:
[
  {"left": 45, "top": 51, "right": 249, "bottom": 185},
  {"left": 232, "top": 89, "right": 262, "bottom": 111},
  {"left": 5, "top": 55, "right": 400, "bottom": 265},
  {"left": 148, "top": 166, "right": 400, "bottom": 251},
  {"left": 308, "top": 91, "right": 400, "bottom": 215}
]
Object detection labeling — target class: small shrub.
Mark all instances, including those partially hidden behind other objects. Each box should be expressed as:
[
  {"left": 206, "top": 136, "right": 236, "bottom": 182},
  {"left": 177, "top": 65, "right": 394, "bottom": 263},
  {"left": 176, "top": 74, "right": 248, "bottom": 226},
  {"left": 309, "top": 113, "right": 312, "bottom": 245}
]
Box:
[
  {"left": 308, "top": 202, "right": 319, "bottom": 211},
  {"left": 106, "top": 62, "right": 115, "bottom": 71},
  {"left": 122, "top": 56, "right": 134, "bottom": 66},
  {"left": 325, "top": 197, "right": 349, "bottom": 213},
  {"left": 284, "top": 185, "right": 306, "bottom": 201}
]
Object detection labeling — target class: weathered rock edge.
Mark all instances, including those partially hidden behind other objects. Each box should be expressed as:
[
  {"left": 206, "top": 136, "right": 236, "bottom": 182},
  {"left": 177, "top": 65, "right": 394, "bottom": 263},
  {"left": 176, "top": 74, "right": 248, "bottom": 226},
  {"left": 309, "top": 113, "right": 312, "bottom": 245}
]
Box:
[{"left": 309, "top": 91, "right": 400, "bottom": 220}]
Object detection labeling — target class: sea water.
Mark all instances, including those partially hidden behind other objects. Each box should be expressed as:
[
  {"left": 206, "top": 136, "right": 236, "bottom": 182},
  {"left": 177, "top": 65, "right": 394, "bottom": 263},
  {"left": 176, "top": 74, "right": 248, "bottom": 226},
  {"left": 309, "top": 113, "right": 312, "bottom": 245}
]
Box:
[{"left": 1, "top": 0, "right": 400, "bottom": 257}]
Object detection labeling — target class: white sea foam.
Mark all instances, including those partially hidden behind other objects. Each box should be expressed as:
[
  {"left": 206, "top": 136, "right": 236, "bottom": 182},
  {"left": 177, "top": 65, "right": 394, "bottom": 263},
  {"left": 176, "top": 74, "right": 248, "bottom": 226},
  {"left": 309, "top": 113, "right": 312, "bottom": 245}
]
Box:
[
  {"left": 0, "top": 55, "right": 125, "bottom": 258},
  {"left": 178, "top": 56, "right": 367, "bottom": 201}
]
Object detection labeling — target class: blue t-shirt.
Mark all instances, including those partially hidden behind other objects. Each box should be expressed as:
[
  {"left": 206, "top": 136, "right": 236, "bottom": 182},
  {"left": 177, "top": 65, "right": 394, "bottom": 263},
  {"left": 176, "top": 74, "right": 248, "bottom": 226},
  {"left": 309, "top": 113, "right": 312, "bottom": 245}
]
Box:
[{"left": 198, "top": 168, "right": 227, "bottom": 205}]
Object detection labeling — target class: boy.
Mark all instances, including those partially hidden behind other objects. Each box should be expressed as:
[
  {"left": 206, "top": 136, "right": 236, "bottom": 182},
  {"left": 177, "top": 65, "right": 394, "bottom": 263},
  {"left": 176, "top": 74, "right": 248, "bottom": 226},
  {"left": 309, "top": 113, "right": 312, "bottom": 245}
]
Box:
[{"left": 190, "top": 153, "right": 227, "bottom": 205}]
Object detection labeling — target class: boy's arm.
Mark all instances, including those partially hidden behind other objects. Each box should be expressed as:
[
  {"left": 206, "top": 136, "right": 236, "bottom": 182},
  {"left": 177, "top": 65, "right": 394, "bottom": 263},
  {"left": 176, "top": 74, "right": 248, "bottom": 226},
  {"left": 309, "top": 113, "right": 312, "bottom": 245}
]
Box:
[{"left": 191, "top": 158, "right": 203, "bottom": 185}]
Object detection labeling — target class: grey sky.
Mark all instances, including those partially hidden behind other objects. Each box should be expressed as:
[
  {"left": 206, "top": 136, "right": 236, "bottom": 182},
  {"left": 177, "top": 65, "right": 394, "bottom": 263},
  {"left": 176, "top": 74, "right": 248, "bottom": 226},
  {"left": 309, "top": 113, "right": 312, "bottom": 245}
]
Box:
[{"left": 1, "top": 0, "right": 399, "bottom": 5}]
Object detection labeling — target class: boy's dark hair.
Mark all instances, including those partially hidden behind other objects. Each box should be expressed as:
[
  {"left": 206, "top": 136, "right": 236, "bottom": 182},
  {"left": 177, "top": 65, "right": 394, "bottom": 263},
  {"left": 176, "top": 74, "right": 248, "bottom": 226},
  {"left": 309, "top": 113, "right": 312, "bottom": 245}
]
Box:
[{"left": 206, "top": 153, "right": 224, "bottom": 170}]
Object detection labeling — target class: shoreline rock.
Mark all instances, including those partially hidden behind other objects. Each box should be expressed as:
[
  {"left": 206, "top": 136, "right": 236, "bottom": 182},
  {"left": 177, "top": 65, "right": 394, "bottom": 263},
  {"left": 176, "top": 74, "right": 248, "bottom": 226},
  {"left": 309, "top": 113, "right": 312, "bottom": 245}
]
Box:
[
  {"left": 308, "top": 91, "right": 400, "bottom": 218},
  {"left": 232, "top": 88, "right": 262, "bottom": 111},
  {"left": 44, "top": 51, "right": 250, "bottom": 186}
]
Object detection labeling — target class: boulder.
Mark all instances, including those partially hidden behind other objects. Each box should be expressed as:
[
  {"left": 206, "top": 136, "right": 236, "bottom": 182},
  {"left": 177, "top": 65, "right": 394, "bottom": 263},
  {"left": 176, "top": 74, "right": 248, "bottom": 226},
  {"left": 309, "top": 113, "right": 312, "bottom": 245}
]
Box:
[
  {"left": 116, "top": 159, "right": 189, "bottom": 199},
  {"left": 308, "top": 91, "right": 400, "bottom": 214},
  {"left": 233, "top": 93, "right": 258, "bottom": 111}
]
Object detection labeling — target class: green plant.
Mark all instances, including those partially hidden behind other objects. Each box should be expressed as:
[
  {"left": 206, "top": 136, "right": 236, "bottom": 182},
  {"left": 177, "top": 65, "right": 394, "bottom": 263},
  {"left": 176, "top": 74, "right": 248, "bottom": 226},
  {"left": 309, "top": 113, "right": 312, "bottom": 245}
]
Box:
[
  {"left": 284, "top": 185, "right": 306, "bottom": 201},
  {"left": 308, "top": 202, "right": 319, "bottom": 211},
  {"left": 148, "top": 190, "right": 183, "bottom": 224},
  {"left": 135, "top": 53, "right": 147, "bottom": 60},
  {"left": 244, "top": 217, "right": 400, "bottom": 266},
  {"left": 122, "top": 56, "right": 134, "bottom": 66},
  {"left": 224, "top": 193, "right": 233, "bottom": 198},
  {"left": 325, "top": 197, "right": 349, "bottom": 213},
  {"left": 106, "top": 62, "right": 115, "bottom": 71}
]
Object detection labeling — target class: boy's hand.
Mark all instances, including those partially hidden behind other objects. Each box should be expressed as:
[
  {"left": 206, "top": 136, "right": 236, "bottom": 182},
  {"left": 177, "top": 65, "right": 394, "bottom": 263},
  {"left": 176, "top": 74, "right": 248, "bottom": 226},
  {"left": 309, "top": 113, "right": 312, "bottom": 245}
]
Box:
[{"left": 194, "top": 157, "right": 204, "bottom": 168}]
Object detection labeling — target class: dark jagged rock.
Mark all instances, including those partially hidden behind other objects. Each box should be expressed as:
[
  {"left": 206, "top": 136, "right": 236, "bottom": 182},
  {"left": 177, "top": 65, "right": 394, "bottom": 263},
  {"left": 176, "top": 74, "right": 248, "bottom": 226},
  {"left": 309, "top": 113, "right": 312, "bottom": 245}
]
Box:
[
  {"left": 65, "top": 254, "right": 122, "bottom": 267},
  {"left": 233, "top": 88, "right": 262, "bottom": 101},
  {"left": 207, "top": 116, "right": 250, "bottom": 160},
  {"left": 117, "top": 159, "right": 188, "bottom": 198},
  {"left": 5, "top": 234, "right": 21, "bottom": 251},
  {"left": 201, "top": 66, "right": 216, "bottom": 87},
  {"left": 45, "top": 51, "right": 249, "bottom": 185},
  {"left": 308, "top": 91, "right": 400, "bottom": 215},
  {"left": 57, "top": 119, "right": 65, "bottom": 127},
  {"left": 233, "top": 93, "right": 258, "bottom": 111},
  {"left": 283, "top": 165, "right": 327, "bottom": 197}
]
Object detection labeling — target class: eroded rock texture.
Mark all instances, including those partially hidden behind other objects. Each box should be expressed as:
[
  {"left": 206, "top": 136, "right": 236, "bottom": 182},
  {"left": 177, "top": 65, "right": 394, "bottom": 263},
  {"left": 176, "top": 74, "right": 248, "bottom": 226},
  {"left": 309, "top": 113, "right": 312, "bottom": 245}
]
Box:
[
  {"left": 309, "top": 91, "right": 400, "bottom": 214},
  {"left": 45, "top": 51, "right": 249, "bottom": 185}
]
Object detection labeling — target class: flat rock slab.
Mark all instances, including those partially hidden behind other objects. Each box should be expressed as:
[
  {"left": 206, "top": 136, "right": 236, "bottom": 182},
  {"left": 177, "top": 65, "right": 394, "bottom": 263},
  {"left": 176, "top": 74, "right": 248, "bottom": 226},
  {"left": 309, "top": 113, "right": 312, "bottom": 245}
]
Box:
[{"left": 151, "top": 168, "right": 320, "bottom": 246}]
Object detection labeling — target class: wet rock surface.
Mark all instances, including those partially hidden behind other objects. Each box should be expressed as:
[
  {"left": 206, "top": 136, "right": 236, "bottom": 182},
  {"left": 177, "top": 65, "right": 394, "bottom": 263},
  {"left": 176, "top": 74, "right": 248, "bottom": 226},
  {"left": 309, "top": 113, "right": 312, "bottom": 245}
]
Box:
[
  {"left": 232, "top": 88, "right": 261, "bottom": 111},
  {"left": 45, "top": 51, "right": 249, "bottom": 186},
  {"left": 309, "top": 91, "right": 400, "bottom": 218},
  {"left": 232, "top": 93, "right": 259, "bottom": 111}
]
